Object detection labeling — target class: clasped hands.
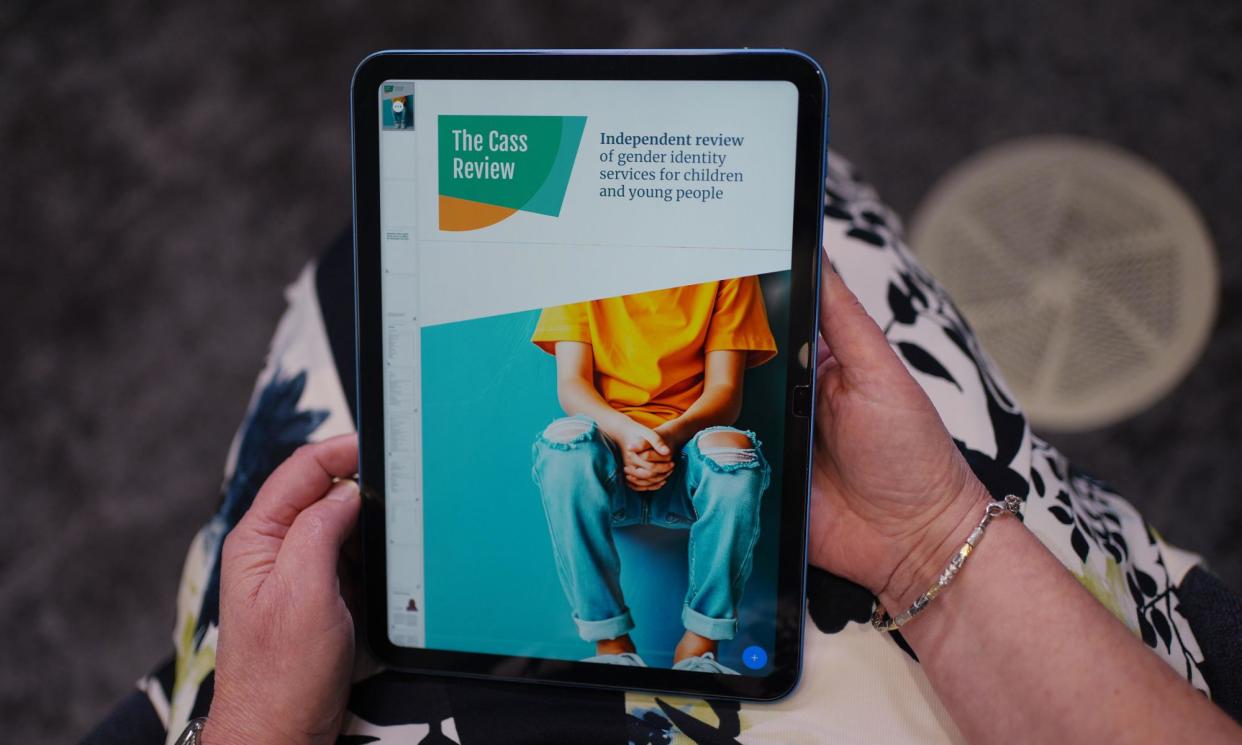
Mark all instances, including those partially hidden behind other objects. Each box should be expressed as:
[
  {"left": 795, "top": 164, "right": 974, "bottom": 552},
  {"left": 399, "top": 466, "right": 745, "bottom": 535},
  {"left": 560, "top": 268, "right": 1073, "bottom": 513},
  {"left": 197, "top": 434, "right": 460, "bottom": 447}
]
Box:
[{"left": 614, "top": 418, "right": 680, "bottom": 492}]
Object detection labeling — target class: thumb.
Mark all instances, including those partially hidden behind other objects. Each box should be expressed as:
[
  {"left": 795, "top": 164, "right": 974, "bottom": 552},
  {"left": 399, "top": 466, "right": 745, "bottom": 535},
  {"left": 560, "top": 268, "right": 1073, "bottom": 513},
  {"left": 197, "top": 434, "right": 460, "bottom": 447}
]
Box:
[
  {"left": 625, "top": 436, "right": 650, "bottom": 452},
  {"left": 275, "top": 479, "right": 361, "bottom": 589},
  {"left": 644, "top": 430, "right": 670, "bottom": 456},
  {"left": 819, "top": 249, "right": 902, "bottom": 377}
]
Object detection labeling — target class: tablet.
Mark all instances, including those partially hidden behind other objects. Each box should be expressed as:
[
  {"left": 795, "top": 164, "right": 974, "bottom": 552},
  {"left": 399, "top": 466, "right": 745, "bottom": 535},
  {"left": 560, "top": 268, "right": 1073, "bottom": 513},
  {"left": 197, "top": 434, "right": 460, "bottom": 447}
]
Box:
[{"left": 352, "top": 49, "right": 826, "bottom": 701}]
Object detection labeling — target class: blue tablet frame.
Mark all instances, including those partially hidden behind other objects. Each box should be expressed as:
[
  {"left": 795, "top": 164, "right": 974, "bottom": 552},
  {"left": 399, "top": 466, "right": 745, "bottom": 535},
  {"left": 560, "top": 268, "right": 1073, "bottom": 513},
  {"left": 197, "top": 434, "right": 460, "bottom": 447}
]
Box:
[{"left": 351, "top": 49, "right": 827, "bottom": 701}]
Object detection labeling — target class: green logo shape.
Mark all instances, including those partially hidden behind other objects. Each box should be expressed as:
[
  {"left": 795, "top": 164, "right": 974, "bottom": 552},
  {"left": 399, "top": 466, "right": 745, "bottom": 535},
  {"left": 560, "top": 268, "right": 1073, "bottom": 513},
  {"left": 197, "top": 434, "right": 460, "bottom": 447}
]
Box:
[{"left": 438, "top": 115, "right": 586, "bottom": 218}]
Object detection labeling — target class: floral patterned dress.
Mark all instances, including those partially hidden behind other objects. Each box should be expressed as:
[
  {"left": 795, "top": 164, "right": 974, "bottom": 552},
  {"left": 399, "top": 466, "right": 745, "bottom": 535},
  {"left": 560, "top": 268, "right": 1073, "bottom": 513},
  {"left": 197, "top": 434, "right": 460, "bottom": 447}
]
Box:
[{"left": 85, "top": 152, "right": 1232, "bottom": 745}]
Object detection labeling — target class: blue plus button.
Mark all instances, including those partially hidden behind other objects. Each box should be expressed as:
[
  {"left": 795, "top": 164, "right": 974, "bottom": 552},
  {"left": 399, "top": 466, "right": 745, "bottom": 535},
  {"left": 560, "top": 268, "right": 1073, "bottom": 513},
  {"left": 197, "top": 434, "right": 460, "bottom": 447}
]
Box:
[{"left": 741, "top": 645, "right": 767, "bottom": 670}]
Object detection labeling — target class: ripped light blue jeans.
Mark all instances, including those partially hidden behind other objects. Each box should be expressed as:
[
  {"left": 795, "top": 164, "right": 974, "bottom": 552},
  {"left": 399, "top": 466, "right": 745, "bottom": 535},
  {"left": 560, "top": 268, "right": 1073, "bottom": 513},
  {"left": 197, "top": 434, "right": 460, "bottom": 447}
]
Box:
[{"left": 531, "top": 415, "right": 771, "bottom": 642}]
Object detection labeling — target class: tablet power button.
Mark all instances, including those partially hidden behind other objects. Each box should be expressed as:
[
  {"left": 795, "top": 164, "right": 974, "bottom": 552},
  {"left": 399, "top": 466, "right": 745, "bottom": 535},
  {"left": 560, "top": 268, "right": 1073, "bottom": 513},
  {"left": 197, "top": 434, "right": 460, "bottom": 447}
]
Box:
[{"left": 792, "top": 384, "right": 812, "bottom": 417}]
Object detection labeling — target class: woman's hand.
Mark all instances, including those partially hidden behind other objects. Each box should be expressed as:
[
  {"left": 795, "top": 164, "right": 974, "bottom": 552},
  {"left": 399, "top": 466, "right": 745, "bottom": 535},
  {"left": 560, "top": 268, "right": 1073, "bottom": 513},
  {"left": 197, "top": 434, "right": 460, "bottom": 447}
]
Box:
[
  {"left": 204, "top": 435, "right": 361, "bottom": 745},
  {"left": 808, "top": 258, "right": 991, "bottom": 611}
]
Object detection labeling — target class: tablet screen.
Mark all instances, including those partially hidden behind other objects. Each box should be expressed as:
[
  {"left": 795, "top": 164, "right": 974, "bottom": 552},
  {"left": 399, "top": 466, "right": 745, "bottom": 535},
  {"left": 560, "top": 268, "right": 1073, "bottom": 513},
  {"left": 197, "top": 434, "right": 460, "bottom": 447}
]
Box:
[{"left": 377, "top": 78, "right": 799, "bottom": 677}]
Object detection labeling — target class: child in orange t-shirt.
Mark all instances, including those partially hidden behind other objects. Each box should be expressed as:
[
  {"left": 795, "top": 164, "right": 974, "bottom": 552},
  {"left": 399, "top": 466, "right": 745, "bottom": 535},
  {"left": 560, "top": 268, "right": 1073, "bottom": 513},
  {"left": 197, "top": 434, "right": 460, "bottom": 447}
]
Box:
[{"left": 530, "top": 275, "right": 776, "bottom": 674}]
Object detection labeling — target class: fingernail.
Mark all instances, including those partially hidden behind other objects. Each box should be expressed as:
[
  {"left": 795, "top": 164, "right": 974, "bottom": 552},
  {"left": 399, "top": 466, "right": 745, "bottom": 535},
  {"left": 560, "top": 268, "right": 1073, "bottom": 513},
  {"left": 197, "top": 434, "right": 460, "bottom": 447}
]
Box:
[{"left": 327, "top": 479, "right": 360, "bottom": 502}]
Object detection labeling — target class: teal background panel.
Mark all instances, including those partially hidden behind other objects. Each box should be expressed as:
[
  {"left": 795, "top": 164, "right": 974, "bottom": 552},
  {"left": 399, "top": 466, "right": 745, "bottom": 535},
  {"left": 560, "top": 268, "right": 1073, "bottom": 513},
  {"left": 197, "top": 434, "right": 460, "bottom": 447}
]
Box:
[{"left": 416, "top": 271, "right": 792, "bottom": 672}]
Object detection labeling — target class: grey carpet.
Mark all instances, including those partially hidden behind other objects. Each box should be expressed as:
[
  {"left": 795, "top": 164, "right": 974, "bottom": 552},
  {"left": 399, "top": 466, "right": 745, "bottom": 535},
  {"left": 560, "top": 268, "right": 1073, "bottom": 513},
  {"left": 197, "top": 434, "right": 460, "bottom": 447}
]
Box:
[{"left": 1, "top": 0, "right": 1239, "bottom": 739}]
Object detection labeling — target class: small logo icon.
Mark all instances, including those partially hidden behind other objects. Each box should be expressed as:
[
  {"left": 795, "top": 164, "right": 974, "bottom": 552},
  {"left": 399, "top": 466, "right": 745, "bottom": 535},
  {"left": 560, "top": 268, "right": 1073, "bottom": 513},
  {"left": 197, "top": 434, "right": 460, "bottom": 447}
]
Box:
[{"left": 741, "top": 645, "right": 767, "bottom": 670}]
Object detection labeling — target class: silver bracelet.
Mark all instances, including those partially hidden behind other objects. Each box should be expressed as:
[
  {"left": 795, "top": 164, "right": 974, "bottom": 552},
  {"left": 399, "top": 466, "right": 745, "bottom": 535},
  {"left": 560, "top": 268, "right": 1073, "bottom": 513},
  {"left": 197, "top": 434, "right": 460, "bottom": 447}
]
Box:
[
  {"left": 174, "top": 717, "right": 208, "bottom": 745},
  {"left": 871, "top": 495, "right": 1022, "bottom": 632}
]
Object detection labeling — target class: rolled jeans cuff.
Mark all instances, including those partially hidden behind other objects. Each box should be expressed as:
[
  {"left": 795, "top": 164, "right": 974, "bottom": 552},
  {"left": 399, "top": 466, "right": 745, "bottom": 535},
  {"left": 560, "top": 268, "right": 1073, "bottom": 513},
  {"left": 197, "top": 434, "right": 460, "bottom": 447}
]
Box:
[
  {"left": 681, "top": 605, "right": 737, "bottom": 641},
  {"left": 573, "top": 610, "right": 635, "bottom": 642}
]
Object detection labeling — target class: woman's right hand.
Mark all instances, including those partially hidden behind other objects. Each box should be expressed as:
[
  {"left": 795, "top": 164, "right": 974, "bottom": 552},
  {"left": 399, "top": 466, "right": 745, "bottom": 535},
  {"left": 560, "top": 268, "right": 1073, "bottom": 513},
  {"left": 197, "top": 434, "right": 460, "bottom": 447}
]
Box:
[
  {"left": 204, "top": 435, "right": 361, "bottom": 745},
  {"left": 807, "top": 257, "right": 992, "bottom": 612}
]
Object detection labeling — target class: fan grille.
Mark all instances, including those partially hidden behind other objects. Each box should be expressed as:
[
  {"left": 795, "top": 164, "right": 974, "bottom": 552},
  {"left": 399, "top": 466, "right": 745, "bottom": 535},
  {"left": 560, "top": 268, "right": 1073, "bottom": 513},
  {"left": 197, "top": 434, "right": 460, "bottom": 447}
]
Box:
[{"left": 910, "top": 137, "right": 1217, "bottom": 431}]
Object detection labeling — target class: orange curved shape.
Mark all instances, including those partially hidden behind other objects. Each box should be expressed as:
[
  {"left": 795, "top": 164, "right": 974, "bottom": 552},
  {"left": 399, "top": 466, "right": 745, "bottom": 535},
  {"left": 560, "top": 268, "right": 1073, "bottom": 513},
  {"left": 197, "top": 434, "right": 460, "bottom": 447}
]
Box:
[{"left": 439, "top": 195, "right": 518, "bottom": 231}]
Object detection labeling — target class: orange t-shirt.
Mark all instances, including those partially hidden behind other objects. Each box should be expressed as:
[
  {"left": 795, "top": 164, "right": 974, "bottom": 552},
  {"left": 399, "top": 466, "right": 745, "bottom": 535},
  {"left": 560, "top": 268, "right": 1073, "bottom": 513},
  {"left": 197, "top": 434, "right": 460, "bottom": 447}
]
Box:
[{"left": 531, "top": 276, "right": 778, "bottom": 427}]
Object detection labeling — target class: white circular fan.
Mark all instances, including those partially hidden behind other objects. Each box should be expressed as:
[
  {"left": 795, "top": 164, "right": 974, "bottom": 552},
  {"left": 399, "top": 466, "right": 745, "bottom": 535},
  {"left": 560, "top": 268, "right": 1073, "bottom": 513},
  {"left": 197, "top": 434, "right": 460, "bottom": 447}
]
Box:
[{"left": 909, "top": 136, "right": 1218, "bottom": 431}]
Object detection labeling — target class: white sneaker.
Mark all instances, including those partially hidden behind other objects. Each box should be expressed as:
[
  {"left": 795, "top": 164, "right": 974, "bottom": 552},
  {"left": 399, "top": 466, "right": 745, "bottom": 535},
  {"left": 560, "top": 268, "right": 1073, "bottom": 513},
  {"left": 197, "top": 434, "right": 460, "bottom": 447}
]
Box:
[{"left": 671, "top": 652, "right": 739, "bottom": 675}]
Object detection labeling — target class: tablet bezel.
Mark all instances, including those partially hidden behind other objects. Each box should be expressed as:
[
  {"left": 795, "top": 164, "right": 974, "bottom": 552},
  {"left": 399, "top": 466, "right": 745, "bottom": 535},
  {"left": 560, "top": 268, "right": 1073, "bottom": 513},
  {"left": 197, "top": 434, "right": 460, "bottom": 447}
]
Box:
[{"left": 352, "top": 49, "right": 826, "bottom": 701}]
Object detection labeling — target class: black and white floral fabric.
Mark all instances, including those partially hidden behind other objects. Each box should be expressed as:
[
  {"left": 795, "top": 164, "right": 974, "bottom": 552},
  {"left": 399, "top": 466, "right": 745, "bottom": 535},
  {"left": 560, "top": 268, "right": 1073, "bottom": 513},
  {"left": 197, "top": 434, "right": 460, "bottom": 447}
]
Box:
[{"left": 126, "top": 152, "right": 1207, "bottom": 745}]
